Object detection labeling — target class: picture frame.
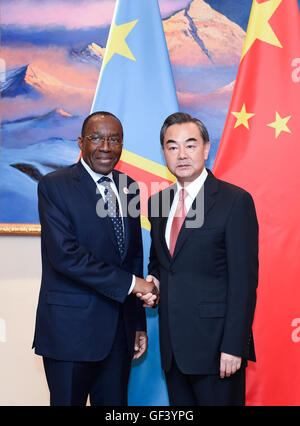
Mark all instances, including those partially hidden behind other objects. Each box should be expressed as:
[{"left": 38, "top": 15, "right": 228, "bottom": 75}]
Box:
[{"left": 0, "top": 223, "right": 41, "bottom": 236}]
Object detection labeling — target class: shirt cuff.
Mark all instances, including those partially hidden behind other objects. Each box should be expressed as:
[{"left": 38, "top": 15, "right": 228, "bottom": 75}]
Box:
[{"left": 128, "top": 275, "right": 136, "bottom": 294}]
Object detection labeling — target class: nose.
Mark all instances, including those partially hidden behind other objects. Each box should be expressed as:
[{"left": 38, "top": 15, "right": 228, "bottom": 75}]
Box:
[
  {"left": 99, "top": 139, "right": 111, "bottom": 151},
  {"left": 178, "top": 145, "right": 187, "bottom": 159}
]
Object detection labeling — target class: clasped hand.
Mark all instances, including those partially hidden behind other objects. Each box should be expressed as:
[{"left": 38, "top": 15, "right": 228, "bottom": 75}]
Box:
[{"left": 133, "top": 275, "right": 160, "bottom": 308}]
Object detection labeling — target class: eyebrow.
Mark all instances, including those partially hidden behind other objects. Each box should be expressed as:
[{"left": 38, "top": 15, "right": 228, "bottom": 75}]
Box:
[
  {"left": 89, "top": 132, "right": 121, "bottom": 137},
  {"left": 165, "top": 137, "right": 198, "bottom": 144}
]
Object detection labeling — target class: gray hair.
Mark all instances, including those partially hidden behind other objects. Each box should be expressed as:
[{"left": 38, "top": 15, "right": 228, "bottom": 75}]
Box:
[{"left": 160, "top": 112, "right": 209, "bottom": 146}]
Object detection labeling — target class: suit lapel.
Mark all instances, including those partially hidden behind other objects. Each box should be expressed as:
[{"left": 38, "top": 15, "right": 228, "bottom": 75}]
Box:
[
  {"left": 73, "top": 162, "right": 120, "bottom": 255},
  {"left": 172, "top": 170, "right": 218, "bottom": 260},
  {"left": 159, "top": 184, "right": 177, "bottom": 262},
  {"left": 203, "top": 169, "right": 218, "bottom": 217},
  {"left": 72, "top": 161, "right": 99, "bottom": 204}
]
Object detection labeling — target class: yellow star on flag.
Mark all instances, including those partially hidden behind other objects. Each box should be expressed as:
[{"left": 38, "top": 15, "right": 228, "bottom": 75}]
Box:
[
  {"left": 102, "top": 19, "right": 138, "bottom": 69},
  {"left": 231, "top": 104, "right": 255, "bottom": 129},
  {"left": 241, "top": 0, "right": 282, "bottom": 60},
  {"left": 267, "top": 112, "right": 291, "bottom": 138}
]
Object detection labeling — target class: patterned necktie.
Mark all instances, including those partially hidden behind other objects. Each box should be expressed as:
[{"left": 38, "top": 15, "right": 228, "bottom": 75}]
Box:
[
  {"left": 169, "top": 188, "right": 187, "bottom": 257},
  {"left": 98, "top": 176, "right": 125, "bottom": 256}
]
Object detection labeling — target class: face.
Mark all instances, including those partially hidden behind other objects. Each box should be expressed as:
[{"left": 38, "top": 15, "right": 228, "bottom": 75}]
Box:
[
  {"left": 162, "top": 122, "right": 210, "bottom": 185},
  {"left": 78, "top": 114, "right": 123, "bottom": 175}
]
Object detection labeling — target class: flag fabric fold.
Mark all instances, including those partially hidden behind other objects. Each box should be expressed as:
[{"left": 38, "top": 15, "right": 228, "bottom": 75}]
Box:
[{"left": 213, "top": 0, "right": 300, "bottom": 406}]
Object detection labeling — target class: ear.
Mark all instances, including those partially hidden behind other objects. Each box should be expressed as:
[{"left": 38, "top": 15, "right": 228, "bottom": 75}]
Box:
[
  {"left": 78, "top": 136, "right": 83, "bottom": 151},
  {"left": 204, "top": 141, "right": 210, "bottom": 160}
]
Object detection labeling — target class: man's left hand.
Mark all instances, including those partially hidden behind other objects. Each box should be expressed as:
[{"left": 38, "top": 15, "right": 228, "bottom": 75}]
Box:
[
  {"left": 220, "top": 352, "right": 242, "bottom": 378},
  {"left": 133, "top": 331, "right": 148, "bottom": 360}
]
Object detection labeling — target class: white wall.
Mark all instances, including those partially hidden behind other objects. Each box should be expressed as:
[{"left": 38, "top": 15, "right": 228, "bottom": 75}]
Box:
[{"left": 0, "top": 236, "right": 49, "bottom": 406}]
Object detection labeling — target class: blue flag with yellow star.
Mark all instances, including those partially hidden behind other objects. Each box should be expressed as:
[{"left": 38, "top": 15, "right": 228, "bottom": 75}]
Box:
[
  {"left": 91, "top": 0, "right": 179, "bottom": 406},
  {"left": 91, "top": 0, "right": 178, "bottom": 165}
]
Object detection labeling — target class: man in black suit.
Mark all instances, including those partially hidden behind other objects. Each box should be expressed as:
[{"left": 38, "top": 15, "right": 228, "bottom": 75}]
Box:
[
  {"left": 146, "top": 112, "right": 258, "bottom": 406},
  {"left": 33, "top": 111, "right": 158, "bottom": 406}
]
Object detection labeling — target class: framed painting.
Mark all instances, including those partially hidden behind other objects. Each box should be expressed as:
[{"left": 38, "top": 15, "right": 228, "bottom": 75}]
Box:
[{"left": 0, "top": 0, "right": 252, "bottom": 234}]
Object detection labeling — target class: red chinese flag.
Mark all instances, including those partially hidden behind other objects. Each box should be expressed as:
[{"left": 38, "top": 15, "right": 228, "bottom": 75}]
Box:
[{"left": 213, "top": 0, "right": 300, "bottom": 405}]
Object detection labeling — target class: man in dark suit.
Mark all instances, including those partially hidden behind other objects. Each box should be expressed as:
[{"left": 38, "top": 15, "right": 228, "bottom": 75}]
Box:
[
  {"left": 33, "top": 111, "right": 158, "bottom": 406},
  {"left": 146, "top": 112, "right": 258, "bottom": 406}
]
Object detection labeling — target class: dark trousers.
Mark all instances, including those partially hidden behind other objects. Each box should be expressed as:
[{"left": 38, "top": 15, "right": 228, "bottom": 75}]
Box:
[
  {"left": 43, "top": 315, "right": 131, "bottom": 406},
  {"left": 165, "top": 357, "right": 246, "bottom": 406}
]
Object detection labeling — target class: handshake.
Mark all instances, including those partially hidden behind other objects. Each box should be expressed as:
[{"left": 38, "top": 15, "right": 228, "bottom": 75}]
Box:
[{"left": 133, "top": 275, "right": 160, "bottom": 308}]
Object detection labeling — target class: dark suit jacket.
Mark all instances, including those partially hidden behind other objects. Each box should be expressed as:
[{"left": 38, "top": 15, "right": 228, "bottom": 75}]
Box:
[
  {"left": 148, "top": 170, "right": 258, "bottom": 375},
  {"left": 33, "top": 161, "right": 145, "bottom": 362}
]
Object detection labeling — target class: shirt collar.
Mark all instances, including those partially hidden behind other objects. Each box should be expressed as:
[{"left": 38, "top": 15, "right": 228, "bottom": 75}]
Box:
[
  {"left": 80, "top": 157, "right": 113, "bottom": 183},
  {"left": 176, "top": 167, "right": 208, "bottom": 199}
]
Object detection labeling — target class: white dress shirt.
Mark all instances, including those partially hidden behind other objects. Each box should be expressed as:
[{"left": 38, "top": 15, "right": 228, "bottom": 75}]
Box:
[
  {"left": 165, "top": 168, "right": 208, "bottom": 249},
  {"left": 81, "top": 158, "right": 135, "bottom": 294},
  {"left": 80, "top": 158, "right": 124, "bottom": 217}
]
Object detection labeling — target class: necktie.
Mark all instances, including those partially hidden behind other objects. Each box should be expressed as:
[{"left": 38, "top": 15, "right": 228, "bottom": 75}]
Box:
[
  {"left": 169, "top": 188, "right": 187, "bottom": 257},
  {"left": 98, "top": 176, "right": 125, "bottom": 256}
]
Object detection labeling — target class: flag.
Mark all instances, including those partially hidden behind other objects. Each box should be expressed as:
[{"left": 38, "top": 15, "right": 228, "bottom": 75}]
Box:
[
  {"left": 91, "top": 0, "right": 179, "bottom": 405},
  {"left": 91, "top": 0, "right": 178, "bottom": 229},
  {"left": 213, "top": 0, "right": 300, "bottom": 405}
]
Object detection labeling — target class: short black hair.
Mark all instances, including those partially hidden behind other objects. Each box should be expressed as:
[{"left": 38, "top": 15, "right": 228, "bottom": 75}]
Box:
[
  {"left": 81, "top": 111, "right": 123, "bottom": 138},
  {"left": 160, "top": 112, "right": 209, "bottom": 146}
]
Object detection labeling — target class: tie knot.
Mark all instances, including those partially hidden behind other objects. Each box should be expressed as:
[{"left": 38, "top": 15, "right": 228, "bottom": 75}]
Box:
[{"left": 98, "top": 176, "right": 112, "bottom": 185}]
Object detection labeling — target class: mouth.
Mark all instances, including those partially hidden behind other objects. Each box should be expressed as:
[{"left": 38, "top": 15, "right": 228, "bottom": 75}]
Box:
[
  {"left": 177, "top": 164, "right": 191, "bottom": 169},
  {"left": 96, "top": 157, "right": 113, "bottom": 163}
]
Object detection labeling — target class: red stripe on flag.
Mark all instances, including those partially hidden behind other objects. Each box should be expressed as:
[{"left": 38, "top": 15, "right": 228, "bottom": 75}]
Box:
[{"left": 115, "top": 160, "right": 173, "bottom": 217}]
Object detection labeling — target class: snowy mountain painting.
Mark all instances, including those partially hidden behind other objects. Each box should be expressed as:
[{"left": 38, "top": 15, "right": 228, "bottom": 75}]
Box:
[{"left": 2, "top": 0, "right": 293, "bottom": 225}]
